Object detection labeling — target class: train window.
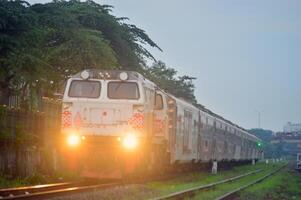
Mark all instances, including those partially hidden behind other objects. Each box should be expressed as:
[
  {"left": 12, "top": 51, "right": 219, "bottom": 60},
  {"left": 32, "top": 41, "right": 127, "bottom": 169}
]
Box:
[
  {"left": 108, "top": 82, "right": 140, "bottom": 99},
  {"left": 194, "top": 120, "right": 197, "bottom": 127},
  {"left": 68, "top": 80, "right": 101, "bottom": 98},
  {"left": 204, "top": 140, "right": 209, "bottom": 151},
  {"left": 155, "top": 93, "right": 163, "bottom": 110},
  {"left": 199, "top": 115, "right": 203, "bottom": 128}
]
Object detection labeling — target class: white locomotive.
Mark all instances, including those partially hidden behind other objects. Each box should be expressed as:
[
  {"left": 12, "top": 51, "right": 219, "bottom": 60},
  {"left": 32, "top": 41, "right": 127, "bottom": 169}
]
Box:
[{"left": 60, "top": 69, "right": 263, "bottom": 178}]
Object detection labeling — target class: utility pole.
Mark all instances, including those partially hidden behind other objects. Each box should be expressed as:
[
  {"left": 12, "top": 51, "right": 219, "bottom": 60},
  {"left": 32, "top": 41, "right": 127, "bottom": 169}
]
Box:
[
  {"left": 258, "top": 111, "right": 260, "bottom": 128},
  {"left": 255, "top": 109, "right": 261, "bottom": 129}
]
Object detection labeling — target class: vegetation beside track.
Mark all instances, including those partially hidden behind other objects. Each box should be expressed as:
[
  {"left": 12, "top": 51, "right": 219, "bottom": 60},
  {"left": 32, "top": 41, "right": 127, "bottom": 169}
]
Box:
[
  {"left": 43, "top": 162, "right": 285, "bottom": 200},
  {"left": 146, "top": 162, "right": 283, "bottom": 197},
  {"left": 0, "top": 171, "right": 81, "bottom": 189},
  {"left": 0, "top": 176, "right": 26, "bottom": 188},
  {"left": 192, "top": 162, "right": 286, "bottom": 200},
  {"left": 239, "top": 166, "right": 301, "bottom": 200},
  {"left": 6, "top": 162, "right": 287, "bottom": 200}
]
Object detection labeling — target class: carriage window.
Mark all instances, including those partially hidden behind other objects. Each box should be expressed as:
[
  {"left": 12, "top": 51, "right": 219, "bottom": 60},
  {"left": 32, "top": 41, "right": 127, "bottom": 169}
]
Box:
[
  {"left": 205, "top": 140, "right": 209, "bottom": 148},
  {"left": 68, "top": 80, "right": 101, "bottom": 98},
  {"left": 108, "top": 82, "right": 139, "bottom": 99},
  {"left": 155, "top": 94, "right": 163, "bottom": 110}
]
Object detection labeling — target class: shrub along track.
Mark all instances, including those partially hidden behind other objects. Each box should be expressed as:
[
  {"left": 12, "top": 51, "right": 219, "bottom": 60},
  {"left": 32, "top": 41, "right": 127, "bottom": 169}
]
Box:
[{"left": 151, "top": 163, "right": 287, "bottom": 200}]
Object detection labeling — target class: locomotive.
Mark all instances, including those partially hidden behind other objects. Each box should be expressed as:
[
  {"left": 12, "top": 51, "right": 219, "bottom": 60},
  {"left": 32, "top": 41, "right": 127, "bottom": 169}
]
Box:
[{"left": 60, "top": 69, "right": 262, "bottom": 178}]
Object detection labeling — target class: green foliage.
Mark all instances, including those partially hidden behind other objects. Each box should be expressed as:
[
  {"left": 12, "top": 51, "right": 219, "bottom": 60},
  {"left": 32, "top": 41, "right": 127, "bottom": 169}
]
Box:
[
  {"left": 0, "top": 0, "right": 197, "bottom": 106},
  {"left": 249, "top": 128, "right": 273, "bottom": 142},
  {"left": 240, "top": 168, "right": 301, "bottom": 200},
  {"left": 144, "top": 61, "right": 197, "bottom": 103},
  {"left": 0, "top": 173, "right": 49, "bottom": 187},
  {"left": 249, "top": 128, "right": 283, "bottom": 158},
  {"left": 24, "top": 173, "right": 48, "bottom": 185},
  {"left": 146, "top": 162, "right": 283, "bottom": 199},
  {"left": 0, "top": 176, "right": 26, "bottom": 188},
  {"left": 0, "top": 105, "right": 40, "bottom": 146},
  {"left": 0, "top": 0, "right": 161, "bottom": 106}
]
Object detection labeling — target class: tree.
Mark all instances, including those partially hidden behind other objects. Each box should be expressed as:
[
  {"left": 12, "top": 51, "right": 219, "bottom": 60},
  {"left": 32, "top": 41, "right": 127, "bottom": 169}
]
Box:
[
  {"left": 248, "top": 128, "right": 284, "bottom": 158},
  {"left": 144, "top": 61, "right": 197, "bottom": 103},
  {"left": 0, "top": 0, "right": 37, "bottom": 104},
  {"left": 0, "top": 0, "right": 162, "bottom": 107}
]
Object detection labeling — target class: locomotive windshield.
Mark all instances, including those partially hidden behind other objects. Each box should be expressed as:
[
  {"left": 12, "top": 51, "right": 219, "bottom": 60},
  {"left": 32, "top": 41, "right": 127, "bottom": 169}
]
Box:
[
  {"left": 108, "top": 82, "right": 139, "bottom": 99},
  {"left": 68, "top": 80, "right": 101, "bottom": 98}
]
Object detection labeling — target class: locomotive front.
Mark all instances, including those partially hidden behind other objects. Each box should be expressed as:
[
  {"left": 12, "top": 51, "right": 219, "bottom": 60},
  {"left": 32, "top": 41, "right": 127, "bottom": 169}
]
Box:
[{"left": 60, "top": 69, "right": 152, "bottom": 178}]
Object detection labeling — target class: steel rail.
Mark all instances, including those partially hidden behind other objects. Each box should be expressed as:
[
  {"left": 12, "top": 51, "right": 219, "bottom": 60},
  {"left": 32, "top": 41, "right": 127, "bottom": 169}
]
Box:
[
  {"left": 0, "top": 182, "right": 122, "bottom": 200},
  {"left": 0, "top": 182, "right": 81, "bottom": 198},
  {"left": 150, "top": 168, "right": 262, "bottom": 200},
  {"left": 215, "top": 164, "right": 287, "bottom": 200},
  {"left": 0, "top": 169, "right": 198, "bottom": 200}
]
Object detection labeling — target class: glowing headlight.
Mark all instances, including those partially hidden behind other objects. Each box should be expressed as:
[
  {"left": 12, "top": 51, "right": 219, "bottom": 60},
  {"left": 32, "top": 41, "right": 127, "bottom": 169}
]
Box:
[
  {"left": 67, "top": 134, "right": 80, "bottom": 146},
  {"left": 122, "top": 134, "right": 138, "bottom": 149}
]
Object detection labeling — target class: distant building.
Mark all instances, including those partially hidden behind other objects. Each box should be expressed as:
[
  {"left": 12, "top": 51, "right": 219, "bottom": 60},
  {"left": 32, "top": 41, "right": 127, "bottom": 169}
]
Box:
[{"left": 283, "top": 122, "right": 301, "bottom": 133}]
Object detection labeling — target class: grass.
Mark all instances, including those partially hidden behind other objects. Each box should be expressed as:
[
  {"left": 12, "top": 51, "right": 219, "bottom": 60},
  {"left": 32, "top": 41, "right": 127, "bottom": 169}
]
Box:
[
  {"left": 32, "top": 162, "right": 287, "bottom": 200},
  {"left": 0, "top": 171, "right": 80, "bottom": 189},
  {"left": 0, "top": 162, "right": 289, "bottom": 200},
  {"left": 239, "top": 167, "right": 301, "bottom": 200},
  {"left": 0, "top": 173, "right": 51, "bottom": 189},
  {"left": 146, "top": 162, "right": 282, "bottom": 197},
  {"left": 0, "top": 176, "right": 27, "bottom": 188},
  {"left": 192, "top": 163, "right": 285, "bottom": 200}
]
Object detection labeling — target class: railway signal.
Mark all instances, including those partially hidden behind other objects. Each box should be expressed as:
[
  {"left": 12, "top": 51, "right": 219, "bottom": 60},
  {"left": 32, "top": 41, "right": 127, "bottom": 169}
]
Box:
[{"left": 257, "top": 142, "right": 263, "bottom": 148}]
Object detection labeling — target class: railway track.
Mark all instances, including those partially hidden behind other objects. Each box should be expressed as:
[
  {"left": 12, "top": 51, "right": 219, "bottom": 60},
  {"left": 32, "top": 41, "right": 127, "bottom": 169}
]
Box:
[
  {"left": 151, "top": 164, "right": 287, "bottom": 200},
  {"left": 0, "top": 180, "right": 122, "bottom": 200},
  {"left": 215, "top": 164, "right": 287, "bottom": 200},
  {"left": 0, "top": 164, "right": 286, "bottom": 200},
  {"left": 0, "top": 163, "right": 222, "bottom": 200},
  {"left": 0, "top": 170, "right": 196, "bottom": 200}
]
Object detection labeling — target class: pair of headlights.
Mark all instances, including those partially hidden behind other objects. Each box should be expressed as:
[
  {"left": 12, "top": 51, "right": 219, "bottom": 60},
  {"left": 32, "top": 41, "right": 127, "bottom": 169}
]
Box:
[{"left": 66, "top": 134, "right": 138, "bottom": 149}]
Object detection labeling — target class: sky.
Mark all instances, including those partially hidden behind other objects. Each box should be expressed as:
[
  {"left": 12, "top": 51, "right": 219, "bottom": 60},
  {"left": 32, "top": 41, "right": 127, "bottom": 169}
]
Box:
[{"left": 28, "top": 0, "right": 301, "bottom": 132}]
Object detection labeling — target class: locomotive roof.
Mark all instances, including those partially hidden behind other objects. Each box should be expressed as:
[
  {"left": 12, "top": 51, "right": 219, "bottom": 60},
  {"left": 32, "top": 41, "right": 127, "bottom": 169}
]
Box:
[
  {"left": 73, "top": 69, "right": 142, "bottom": 80},
  {"left": 72, "top": 69, "right": 157, "bottom": 87}
]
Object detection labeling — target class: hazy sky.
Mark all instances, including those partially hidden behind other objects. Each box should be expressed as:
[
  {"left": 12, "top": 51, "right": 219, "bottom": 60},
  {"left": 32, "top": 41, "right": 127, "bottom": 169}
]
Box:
[{"left": 28, "top": 0, "right": 301, "bottom": 131}]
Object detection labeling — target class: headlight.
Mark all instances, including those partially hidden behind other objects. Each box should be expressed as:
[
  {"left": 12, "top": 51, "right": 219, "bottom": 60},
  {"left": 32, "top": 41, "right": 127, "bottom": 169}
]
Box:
[
  {"left": 66, "top": 134, "right": 81, "bottom": 147},
  {"left": 122, "top": 134, "right": 138, "bottom": 149}
]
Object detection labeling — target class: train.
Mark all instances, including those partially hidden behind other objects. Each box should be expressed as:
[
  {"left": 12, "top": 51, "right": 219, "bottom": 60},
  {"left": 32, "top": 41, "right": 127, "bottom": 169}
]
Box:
[{"left": 60, "top": 69, "right": 263, "bottom": 178}]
